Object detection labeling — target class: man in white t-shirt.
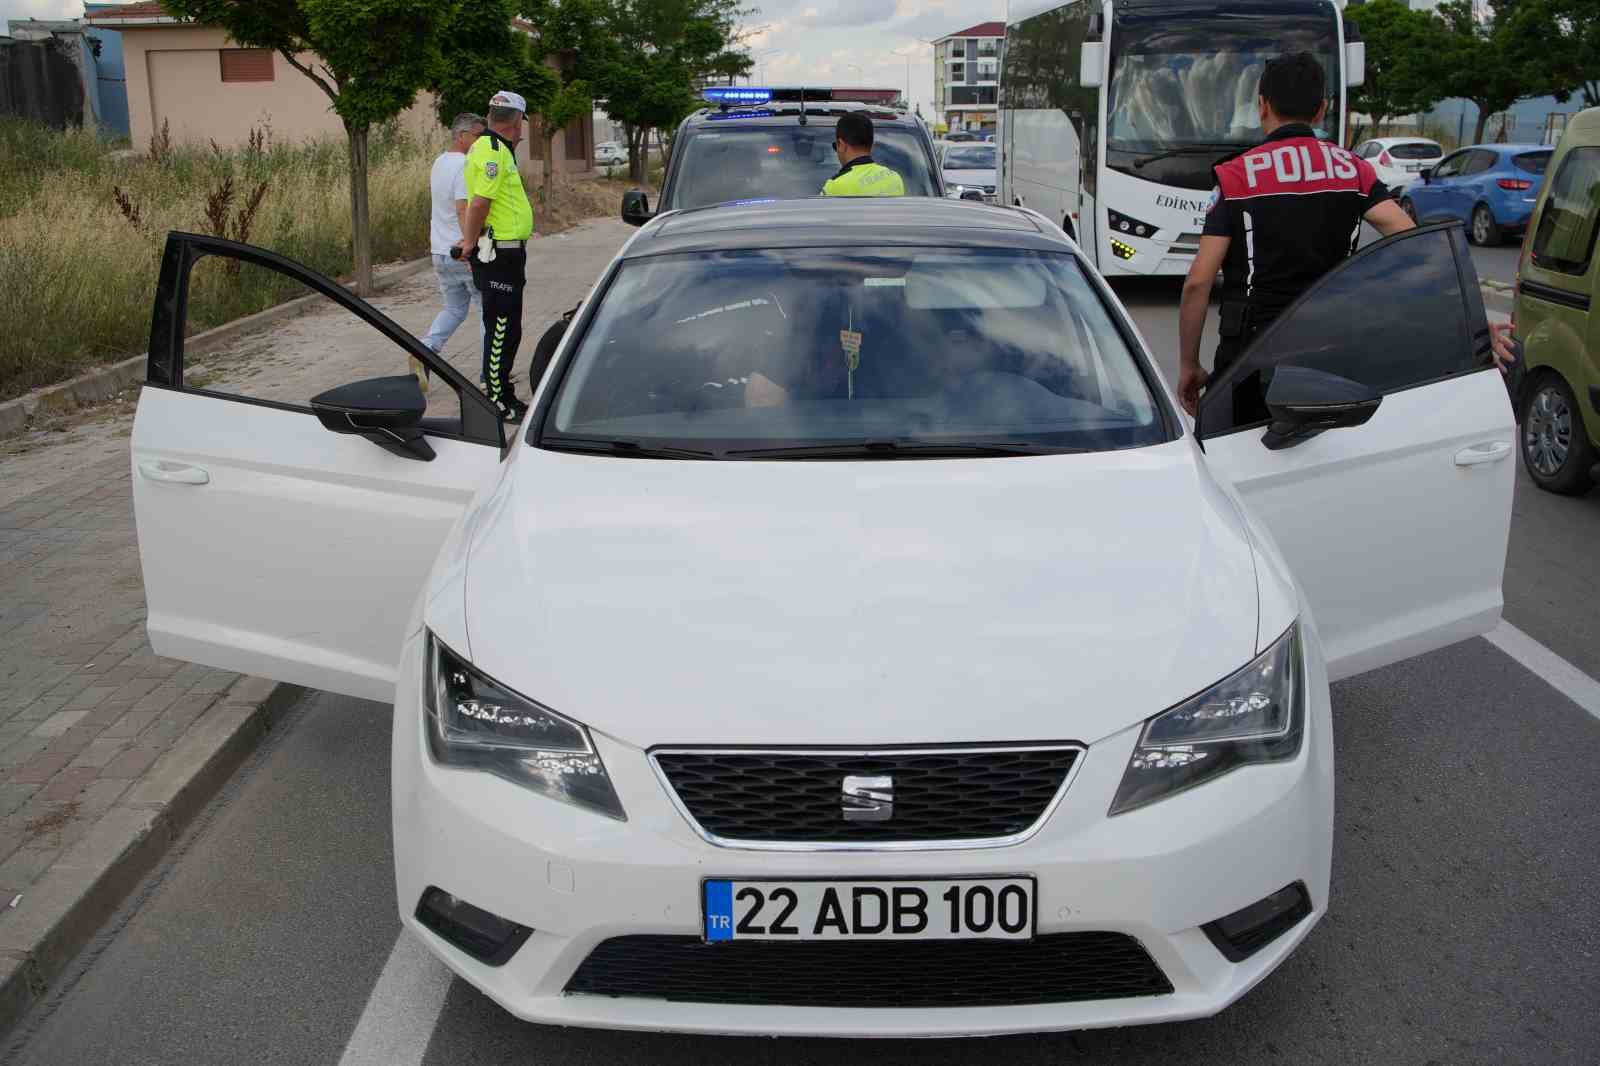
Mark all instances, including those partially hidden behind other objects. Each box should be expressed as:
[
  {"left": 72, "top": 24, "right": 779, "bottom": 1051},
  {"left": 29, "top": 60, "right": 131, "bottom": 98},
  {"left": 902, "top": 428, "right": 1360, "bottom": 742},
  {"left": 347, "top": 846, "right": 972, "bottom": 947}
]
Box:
[{"left": 419, "top": 112, "right": 487, "bottom": 382}]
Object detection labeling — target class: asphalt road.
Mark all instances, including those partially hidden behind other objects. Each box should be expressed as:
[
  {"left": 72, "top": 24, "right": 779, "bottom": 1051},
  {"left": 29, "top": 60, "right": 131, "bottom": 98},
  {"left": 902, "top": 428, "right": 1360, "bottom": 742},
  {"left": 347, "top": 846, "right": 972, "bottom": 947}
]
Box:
[{"left": 9, "top": 295, "right": 1600, "bottom": 1066}]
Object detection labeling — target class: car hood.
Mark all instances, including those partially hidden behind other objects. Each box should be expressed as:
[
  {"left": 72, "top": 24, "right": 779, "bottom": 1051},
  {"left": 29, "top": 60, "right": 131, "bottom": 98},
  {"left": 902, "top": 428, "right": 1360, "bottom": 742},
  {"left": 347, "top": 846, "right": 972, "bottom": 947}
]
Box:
[
  {"left": 459, "top": 440, "right": 1261, "bottom": 749},
  {"left": 943, "top": 167, "right": 997, "bottom": 187}
]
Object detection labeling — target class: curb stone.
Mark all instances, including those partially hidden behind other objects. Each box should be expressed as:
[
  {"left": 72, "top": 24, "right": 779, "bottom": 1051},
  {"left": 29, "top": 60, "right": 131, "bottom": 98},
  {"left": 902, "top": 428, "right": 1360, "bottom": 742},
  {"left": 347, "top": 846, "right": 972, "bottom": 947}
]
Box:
[
  {"left": 0, "top": 679, "right": 303, "bottom": 1035},
  {"left": 0, "top": 256, "right": 433, "bottom": 441}
]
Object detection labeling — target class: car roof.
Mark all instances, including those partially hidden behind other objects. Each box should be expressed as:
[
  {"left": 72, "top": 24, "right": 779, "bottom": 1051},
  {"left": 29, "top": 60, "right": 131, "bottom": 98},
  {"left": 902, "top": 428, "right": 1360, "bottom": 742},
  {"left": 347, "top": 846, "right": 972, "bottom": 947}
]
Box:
[
  {"left": 1368, "top": 136, "right": 1440, "bottom": 145},
  {"left": 1467, "top": 143, "right": 1549, "bottom": 154},
  {"left": 624, "top": 198, "right": 1062, "bottom": 258}
]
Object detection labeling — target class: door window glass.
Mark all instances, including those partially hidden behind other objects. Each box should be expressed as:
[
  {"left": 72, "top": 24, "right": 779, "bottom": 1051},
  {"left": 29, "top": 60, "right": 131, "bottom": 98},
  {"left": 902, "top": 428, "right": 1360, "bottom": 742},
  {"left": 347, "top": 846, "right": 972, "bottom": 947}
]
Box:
[
  {"left": 157, "top": 241, "right": 501, "bottom": 445},
  {"left": 1433, "top": 152, "right": 1468, "bottom": 180},
  {"left": 1462, "top": 150, "right": 1497, "bottom": 176},
  {"left": 1197, "top": 227, "right": 1482, "bottom": 437},
  {"left": 1530, "top": 147, "right": 1600, "bottom": 276}
]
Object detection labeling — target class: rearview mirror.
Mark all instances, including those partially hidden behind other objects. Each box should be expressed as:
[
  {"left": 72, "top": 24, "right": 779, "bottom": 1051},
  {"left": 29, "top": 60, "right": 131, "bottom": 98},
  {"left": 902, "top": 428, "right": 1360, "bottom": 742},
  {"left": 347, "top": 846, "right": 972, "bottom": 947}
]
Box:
[
  {"left": 1080, "top": 42, "right": 1104, "bottom": 89},
  {"left": 622, "top": 189, "right": 653, "bottom": 227},
  {"left": 1260, "top": 365, "right": 1382, "bottom": 450},
  {"left": 310, "top": 375, "right": 435, "bottom": 462}
]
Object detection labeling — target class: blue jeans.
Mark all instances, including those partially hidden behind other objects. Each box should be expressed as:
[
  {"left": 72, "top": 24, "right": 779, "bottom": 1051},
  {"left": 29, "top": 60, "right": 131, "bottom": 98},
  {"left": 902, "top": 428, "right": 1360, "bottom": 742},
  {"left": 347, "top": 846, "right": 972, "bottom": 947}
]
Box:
[{"left": 421, "top": 254, "right": 483, "bottom": 373}]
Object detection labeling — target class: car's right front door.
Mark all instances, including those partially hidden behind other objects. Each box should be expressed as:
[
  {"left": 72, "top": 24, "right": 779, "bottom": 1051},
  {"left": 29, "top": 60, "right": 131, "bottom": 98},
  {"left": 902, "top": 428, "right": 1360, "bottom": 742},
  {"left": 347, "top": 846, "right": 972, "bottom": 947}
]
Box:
[{"left": 1199, "top": 223, "right": 1515, "bottom": 681}]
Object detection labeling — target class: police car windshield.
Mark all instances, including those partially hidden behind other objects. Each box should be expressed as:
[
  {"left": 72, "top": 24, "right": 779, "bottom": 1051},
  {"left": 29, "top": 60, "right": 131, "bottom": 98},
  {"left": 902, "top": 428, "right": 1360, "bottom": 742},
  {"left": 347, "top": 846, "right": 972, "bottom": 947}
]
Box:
[
  {"left": 541, "top": 247, "right": 1169, "bottom": 458},
  {"left": 670, "top": 126, "right": 938, "bottom": 209},
  {"left": 1106, "top": 9, "right": 1339, "bottom": 155},
  {"left": 943, "top": 145, "right": 995, "bottom": 169}
]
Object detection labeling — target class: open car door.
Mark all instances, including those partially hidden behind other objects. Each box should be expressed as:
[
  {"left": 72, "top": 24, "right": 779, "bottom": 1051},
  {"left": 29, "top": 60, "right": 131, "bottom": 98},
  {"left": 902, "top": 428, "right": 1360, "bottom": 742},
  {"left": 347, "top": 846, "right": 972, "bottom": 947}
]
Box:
[
  {"left": 1197, "top": 222, "right": 1514, "bottom": 681},
  {"left": 131, "top": 234, "right": 507, "bottom": 702}
]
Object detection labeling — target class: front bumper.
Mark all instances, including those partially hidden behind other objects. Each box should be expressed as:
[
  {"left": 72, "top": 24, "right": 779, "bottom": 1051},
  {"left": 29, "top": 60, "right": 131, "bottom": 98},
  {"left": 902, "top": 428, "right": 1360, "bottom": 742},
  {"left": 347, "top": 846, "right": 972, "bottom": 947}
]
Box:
[{"left": 391, "top": 632, "right": 1334, "bottom": 1037}]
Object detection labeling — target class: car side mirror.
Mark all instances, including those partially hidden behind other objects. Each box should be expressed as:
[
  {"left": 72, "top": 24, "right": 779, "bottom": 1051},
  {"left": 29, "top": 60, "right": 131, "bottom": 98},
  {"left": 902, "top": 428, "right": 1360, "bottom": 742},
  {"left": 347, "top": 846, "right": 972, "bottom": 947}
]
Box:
[
  {"left": 1419, "top": 167, "right": 1433, "bottom": 184},
  {"left": 310, "top": 374, "right": 435, "bottom": 462},
  {"left": 1260, "top": 365, "right": 1382, "bottom": 451},
  {"left": 622, "top": 189, "right": 653, "bottom": 227}
]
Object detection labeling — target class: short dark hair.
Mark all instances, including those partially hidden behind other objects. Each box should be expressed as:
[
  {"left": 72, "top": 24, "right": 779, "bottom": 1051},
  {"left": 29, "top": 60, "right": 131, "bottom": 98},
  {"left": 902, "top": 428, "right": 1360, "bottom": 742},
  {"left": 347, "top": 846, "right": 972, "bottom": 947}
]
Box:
[
  {"left": 1258, "top": 52, "right": 1326, "bottom": 122},
  {"left": 835, "top": 112, "right": 874, "bottom": 150},
  {"left": 487, "top": 105, "right": 522, "bottom": 124}
]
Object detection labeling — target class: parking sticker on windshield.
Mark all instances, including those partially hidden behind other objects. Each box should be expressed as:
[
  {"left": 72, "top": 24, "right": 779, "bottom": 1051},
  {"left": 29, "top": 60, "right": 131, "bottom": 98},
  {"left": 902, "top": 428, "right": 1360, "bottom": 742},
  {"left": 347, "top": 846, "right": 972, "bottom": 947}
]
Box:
[{"left": 840, "top": 325, "right": 863, "bottom": 399}]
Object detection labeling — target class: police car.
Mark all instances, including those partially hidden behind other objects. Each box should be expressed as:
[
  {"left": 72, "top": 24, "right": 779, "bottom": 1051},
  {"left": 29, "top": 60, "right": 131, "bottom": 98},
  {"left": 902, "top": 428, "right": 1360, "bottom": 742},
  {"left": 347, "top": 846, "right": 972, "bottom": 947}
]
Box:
[{"left": 621, "top": 87, "right": 944, "bottom": 225}]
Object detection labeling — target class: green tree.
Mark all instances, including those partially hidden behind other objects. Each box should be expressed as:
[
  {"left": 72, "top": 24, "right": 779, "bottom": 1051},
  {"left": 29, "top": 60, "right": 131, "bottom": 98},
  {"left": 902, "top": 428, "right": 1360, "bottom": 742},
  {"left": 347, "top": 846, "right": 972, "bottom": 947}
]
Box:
[
  {"left": 1433, "top": 0, "right": 1538, "bottom": 144},
  {"left": 1508, "top": 0, "right": 1600, "bottom": 108},
  {"left": 533, "top": 78, "right": 593, "bottom": 200},
  {"left": 584, "top": 0, "right": 753, "bottom": 183},
  {"left": 431, "top": 2, "right": 557, "bottom": 134},
  {"left": 1346, "top": 0, "right": 1448, "bottom": 145},
  {"left": 519, "top": 0, "right": 602, "bottom": 200}
]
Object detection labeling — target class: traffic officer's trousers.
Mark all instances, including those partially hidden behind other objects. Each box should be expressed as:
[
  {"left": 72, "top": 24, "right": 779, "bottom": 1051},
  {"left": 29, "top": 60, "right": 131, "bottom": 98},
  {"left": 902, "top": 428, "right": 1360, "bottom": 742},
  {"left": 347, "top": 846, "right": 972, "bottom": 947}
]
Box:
[
  {"left": 1213, "top": 314, "right": 1272, "bottom": 427},
  {"left": 471, "top": 247, "right": 527, "bottom": 411}
]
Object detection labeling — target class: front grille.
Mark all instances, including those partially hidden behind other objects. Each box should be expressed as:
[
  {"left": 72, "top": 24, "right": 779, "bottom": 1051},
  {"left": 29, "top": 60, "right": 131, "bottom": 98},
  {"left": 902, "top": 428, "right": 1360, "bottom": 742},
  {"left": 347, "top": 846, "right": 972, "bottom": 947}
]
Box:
[
  {"left": 565, "top": 932, "right": 1172, "bottom": 1007},
  {"left": 651, "top": 746, "right": 1080, "bottom": 845}
]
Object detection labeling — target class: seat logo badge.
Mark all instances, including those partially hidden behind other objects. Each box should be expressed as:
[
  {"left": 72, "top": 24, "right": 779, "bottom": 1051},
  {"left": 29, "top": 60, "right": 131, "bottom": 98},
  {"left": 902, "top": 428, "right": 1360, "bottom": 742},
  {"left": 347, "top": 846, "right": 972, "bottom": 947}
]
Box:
[{"left": 841, "top": 775, "right": 894, "bottom": 822}]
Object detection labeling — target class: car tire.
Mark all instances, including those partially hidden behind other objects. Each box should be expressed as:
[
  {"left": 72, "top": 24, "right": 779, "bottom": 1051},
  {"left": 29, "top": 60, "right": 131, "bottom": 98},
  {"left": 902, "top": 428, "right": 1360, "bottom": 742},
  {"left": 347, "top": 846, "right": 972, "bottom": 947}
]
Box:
[
  {"left": 1400, "top": 197, "right": 1417, "bottom": 222},
  {"left": 1519, "top": 372, "right": 1598, "bottom": 495},
  {"left": 1470, "top": 203, "right": 1502, "bottom": 246}
]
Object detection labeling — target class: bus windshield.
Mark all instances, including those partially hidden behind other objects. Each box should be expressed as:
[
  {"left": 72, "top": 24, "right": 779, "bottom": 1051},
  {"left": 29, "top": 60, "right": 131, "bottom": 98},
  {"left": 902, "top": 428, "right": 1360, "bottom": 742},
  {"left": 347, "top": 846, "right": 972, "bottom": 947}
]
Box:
[{"left": 1105, "top": 7, "right": 1340, "bottom": 156}]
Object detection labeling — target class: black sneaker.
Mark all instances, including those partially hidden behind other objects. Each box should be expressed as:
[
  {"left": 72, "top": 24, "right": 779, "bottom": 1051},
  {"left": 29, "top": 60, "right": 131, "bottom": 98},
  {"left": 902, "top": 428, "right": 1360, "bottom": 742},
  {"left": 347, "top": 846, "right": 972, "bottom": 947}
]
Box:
[{"left": 499, "top": 398, "right": 530, "bottom": 422}]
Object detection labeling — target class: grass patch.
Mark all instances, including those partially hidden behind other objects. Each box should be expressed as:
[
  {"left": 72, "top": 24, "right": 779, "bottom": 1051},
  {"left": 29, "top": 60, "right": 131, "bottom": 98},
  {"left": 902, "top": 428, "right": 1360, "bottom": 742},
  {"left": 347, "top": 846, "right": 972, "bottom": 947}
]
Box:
[{"left": 0, "top": 119, "right": 637, "bottom": 402}]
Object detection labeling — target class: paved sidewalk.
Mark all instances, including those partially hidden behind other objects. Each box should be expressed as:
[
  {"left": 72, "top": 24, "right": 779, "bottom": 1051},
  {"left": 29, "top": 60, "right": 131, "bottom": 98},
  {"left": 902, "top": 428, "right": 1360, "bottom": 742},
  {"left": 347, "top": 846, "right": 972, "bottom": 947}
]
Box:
[{"left": 0, "top": 217, "right": 636, "bottom": 1032}]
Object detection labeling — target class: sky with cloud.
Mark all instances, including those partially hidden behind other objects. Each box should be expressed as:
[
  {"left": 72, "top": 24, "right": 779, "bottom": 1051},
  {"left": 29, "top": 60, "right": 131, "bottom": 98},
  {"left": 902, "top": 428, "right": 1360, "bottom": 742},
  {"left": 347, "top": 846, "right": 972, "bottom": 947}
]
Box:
[
  {"left": 740, "top": 0, "right": 1005, "bottom": 118},
  {"left": 3, "top": 0, "right": 1007, "bottom": 119}
]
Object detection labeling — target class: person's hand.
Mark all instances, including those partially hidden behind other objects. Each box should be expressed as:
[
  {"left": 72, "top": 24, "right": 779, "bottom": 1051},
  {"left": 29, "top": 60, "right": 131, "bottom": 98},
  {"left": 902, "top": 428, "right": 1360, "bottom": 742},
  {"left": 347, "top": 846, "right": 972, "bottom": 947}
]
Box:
[
  {"left": 1178, "top": 361, "right": 1209, "bottom": 417},
  {"left": 1488, "top": 321, "right": 1519, "bottom": 376},
  {"left": 453, "top": 237, "right": 474, "bottom": 262}
]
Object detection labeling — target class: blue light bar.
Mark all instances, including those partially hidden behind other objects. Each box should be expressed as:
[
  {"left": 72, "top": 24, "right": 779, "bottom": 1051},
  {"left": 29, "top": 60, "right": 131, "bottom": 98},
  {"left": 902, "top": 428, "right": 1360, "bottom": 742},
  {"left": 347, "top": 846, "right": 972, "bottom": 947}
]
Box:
[{"left": 703, "top": 87, "right": 773, "bottom": 105}]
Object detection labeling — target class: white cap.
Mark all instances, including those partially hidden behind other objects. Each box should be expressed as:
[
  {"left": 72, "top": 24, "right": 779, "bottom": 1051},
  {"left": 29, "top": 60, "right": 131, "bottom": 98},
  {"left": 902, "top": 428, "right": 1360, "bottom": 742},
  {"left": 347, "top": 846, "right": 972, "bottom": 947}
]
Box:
[{"left": 489, "top": 90, "right": 527, "bottom": 113}]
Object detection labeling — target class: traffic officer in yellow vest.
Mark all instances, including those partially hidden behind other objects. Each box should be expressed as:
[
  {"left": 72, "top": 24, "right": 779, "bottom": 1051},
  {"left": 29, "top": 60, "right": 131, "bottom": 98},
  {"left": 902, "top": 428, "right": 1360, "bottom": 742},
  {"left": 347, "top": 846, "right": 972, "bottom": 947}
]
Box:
[
  {"left": 821, "top": 112, "right": 906, "bottom": 197},
  {"left": 454, "top": 90, "right": 535, "bottom": 419}
]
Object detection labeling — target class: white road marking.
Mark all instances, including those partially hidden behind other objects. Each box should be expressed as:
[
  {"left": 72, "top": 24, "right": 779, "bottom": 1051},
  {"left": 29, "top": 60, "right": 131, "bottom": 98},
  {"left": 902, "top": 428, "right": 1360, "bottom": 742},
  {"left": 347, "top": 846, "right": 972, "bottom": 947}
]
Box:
[
  {"left": 1485, "top": 621, "right": 1600, "bottom": 722},
  {"left": 338, "top": 930, "right": 453, "bottom": 1066}
]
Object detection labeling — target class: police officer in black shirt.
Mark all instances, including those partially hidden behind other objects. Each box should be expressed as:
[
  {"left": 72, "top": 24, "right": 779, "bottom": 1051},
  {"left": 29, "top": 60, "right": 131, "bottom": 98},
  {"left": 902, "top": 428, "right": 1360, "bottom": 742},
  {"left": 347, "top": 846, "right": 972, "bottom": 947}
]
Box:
[{"left": 1177, "top": 52, "right": 1418, "bottom": 419}]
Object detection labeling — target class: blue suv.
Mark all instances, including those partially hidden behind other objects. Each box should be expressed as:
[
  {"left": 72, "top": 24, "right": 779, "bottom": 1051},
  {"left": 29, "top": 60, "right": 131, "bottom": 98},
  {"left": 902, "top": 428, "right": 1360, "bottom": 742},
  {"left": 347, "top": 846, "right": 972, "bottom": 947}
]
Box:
[{"left": 1401, "top": 143, "right": 1553, "bottom": 245}]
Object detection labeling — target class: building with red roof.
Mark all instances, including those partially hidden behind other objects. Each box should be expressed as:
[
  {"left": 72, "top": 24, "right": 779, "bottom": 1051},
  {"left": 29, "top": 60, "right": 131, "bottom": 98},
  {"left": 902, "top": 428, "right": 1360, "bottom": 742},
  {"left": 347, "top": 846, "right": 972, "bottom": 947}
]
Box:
[{"left": 930, "top": 21, "right": 1005, "bottom": 135}]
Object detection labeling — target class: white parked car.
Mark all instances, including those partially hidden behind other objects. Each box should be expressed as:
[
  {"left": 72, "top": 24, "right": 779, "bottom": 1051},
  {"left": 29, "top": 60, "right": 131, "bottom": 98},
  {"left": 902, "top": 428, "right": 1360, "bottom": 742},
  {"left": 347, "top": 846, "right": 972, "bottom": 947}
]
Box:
[
  {"left": 131, "top": 200, "right": 1512, "bottom": 1037},
  {"left": 1353, "top": 136, "right": 1445, "bottom": 192},
  {"left": 940, "top": 142, "right": 998, "bottom": 203}
]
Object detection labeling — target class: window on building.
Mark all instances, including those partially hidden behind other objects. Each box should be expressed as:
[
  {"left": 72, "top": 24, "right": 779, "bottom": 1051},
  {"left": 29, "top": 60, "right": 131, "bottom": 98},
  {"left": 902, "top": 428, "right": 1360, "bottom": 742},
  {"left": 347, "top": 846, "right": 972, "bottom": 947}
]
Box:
[{"left": 219, "top": 49, "right": 274, "bottom": 83}]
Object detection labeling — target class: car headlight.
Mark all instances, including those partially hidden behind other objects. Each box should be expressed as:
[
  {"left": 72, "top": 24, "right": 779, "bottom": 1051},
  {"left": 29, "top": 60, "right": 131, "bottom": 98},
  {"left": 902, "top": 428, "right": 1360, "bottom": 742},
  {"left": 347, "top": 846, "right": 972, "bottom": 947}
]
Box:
[
  {"left": 424, "top": 634, "right": 626, "bottom": 821},
  {"left": 1109, "top": 622, "right": 1303, "bottom": 815}
]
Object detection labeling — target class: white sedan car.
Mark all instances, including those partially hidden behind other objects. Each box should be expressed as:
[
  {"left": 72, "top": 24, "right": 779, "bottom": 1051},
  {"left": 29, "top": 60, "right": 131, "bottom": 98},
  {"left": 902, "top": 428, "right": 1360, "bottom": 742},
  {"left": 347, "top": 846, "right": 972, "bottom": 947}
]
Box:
[
  {"left": 131, "top": 200, "right": 1512, "bottom": 1037},
  {"left": 1353, "top": 136, "right": 1445, "bottom": 192}
]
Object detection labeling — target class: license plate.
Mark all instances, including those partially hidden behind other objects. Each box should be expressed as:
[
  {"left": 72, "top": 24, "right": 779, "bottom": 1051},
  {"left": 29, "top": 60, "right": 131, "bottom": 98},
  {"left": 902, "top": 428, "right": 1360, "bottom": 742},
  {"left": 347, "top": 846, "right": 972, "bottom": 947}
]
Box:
[{"left": 702, "top": 878, "right": 1034, "bottom": 942}]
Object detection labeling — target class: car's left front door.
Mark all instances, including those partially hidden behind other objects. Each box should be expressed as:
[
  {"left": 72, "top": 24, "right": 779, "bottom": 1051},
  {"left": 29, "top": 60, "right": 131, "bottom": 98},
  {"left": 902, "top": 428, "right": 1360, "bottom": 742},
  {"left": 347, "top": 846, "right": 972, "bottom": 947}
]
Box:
[{"left": 132, "top": 235, "right": 507, "bottom": 703}]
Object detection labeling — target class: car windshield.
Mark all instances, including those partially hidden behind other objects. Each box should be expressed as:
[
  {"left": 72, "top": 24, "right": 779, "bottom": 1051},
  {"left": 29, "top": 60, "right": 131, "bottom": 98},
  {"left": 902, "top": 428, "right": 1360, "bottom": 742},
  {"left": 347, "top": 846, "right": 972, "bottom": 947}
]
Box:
[
  {"left": 1513, "top": 151, "right": 1552, "bottom": 176},
  {"left": 670, "top": 126, "right": 938, "bottom": 208},
  {"left": 943, "top": 145, "right": 995, "bottom": 169},
  {"left": 542, "top": 247, "right": 1167, "bottom": 458},
  {"left": 1106, "top": 8, "right": 1339, "bottom": 153},
  {"left": 1389, "top": 142, "right": 1442, "bottom": 160}
]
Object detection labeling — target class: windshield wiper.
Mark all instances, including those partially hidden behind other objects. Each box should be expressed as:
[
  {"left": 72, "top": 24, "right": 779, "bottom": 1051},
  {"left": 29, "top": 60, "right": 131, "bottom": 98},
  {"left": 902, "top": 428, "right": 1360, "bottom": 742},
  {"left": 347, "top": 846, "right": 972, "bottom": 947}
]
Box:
[
  {"left": 543, "top": 437, "right": 716, "bottom": 460},
  {"left": 727, "top": 440, "right": 1066, "bottom": 459},
  {"left": 1132, "top": 144, "right": 1239, "bottom": 169}
]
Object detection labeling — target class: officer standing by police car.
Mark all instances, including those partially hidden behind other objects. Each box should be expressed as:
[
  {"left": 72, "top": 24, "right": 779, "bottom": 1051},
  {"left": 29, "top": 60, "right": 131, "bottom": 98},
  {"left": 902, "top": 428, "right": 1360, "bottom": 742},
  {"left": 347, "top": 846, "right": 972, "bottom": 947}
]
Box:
[
  {"left": 1177, "top": 53, "right": 1418, "bottom": 420},
  {"left": 455, "top": 90, "right": 535, "bottom": 420},
  {"left": 821, "top": 112, "right": 905, "bottom": 197}
]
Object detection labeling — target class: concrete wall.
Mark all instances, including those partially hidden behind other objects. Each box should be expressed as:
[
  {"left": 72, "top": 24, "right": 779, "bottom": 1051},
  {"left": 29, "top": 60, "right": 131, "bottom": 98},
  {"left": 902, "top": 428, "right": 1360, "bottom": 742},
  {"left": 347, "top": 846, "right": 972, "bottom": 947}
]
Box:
[
  {"left": 117, "top": 25, "right": 592, "bottom": 177},
  {"left": 122, "top": 26, "right": 437, "bottom": 148}
]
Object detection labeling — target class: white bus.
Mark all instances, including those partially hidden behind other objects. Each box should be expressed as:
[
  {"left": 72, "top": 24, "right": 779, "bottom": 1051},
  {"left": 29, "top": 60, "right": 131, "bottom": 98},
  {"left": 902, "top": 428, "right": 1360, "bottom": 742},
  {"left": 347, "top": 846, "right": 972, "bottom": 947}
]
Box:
[{"left": 1001, "top": 0, "right": 1365, "bottom": 276}]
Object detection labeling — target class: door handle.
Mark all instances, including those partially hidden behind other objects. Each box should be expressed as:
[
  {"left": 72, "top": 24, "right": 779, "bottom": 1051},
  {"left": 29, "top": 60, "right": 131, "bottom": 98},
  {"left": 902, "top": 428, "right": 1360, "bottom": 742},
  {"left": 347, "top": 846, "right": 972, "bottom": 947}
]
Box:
[
  {"left": 1454, "top": 441, "right": 1512, "bottom": 466},
  {"left": 139, "top": 460, "right": 210, "bottom": 485}
]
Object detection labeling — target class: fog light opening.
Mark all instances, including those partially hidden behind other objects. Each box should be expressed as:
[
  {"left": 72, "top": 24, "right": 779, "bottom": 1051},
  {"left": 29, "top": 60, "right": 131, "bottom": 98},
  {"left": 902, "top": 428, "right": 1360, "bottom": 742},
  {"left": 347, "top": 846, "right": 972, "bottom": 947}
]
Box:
[
  {"left": 416, "top": 887, "right": 533, "bottom": 966},
  {"left": 1202, "top": 881, "right": 1312, "bottom": 962}
]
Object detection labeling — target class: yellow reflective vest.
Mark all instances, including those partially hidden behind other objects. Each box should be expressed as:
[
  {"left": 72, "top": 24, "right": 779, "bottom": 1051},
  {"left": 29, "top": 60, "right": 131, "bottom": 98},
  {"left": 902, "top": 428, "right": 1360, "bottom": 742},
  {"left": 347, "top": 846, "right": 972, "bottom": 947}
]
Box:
[{"left": 821, "top": 157, "right": 906, "bottom": 197}]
